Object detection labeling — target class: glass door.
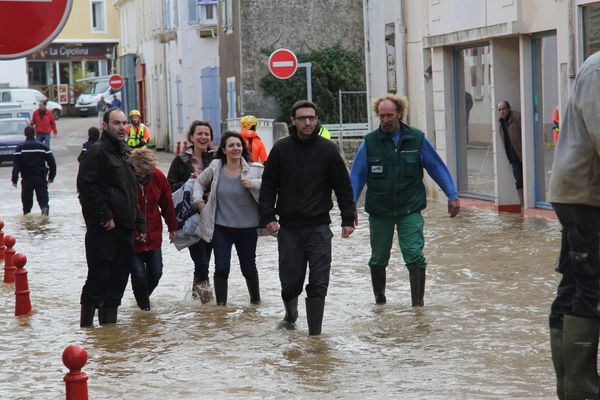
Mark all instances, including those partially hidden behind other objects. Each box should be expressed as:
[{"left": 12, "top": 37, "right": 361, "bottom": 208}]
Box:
[
  {"left": 532, "top": 33, "right": 558, "bottom": 208},
  {"left": 454, "top": 45, "right": 494, "bottom": 199}
]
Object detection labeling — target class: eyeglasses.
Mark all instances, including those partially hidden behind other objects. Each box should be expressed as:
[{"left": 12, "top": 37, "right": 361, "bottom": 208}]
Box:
[{"left": 295, "top": 115, "right": 317, "bottom": 122}]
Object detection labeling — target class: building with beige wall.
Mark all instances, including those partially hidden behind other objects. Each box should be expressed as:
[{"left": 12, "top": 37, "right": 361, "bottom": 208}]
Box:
[
  {"left": 26, "top": 0, "right": 120, "bottom": 115},
  {"left": 364, "top": 0, "right": 600, "bottom": 215}
]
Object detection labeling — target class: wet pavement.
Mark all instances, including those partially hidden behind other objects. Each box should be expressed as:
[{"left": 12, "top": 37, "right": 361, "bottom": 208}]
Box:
[{"left": 0, "top": 117, "right": 561, "bottom": 399}]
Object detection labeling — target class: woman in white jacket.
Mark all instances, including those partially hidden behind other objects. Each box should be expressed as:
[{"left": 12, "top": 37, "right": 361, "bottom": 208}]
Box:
[{"left": 192, "top": 131, "right": 263, "bottom": 305}]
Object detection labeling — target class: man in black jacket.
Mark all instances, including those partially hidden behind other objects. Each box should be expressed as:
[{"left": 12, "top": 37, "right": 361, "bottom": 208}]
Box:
[
  {"left": 259, "top": 100, "right": 355, "bottom": 336},
  {"left": 77, "top": 107, "right": 146, "bottom": 327},
  {"left": 11, "top": 126, "right": 56, "bottom": 216}
]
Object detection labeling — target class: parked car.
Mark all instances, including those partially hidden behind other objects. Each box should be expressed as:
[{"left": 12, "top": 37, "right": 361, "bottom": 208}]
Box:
[
  {"left": 0, "top": 107, "right": 35, "bottom": 120},
  {"left": 75, "top": 76, "right": 121, "bottom": 117},
  {"left": 0, "top": 118, "right": 28, "bottom": 164},
  {"left": 0, "top": 88, "right": 63, "bottom": 120}
]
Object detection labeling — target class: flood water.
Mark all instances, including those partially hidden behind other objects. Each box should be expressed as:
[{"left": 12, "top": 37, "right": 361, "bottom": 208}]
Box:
[{"left": 0, "top": 118, "right": 561, "bottom": 399}]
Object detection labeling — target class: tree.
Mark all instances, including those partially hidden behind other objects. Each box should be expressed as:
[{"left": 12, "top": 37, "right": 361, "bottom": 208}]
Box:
[{"left": 260, "top": 44, "right": 365, "bottom": 123}]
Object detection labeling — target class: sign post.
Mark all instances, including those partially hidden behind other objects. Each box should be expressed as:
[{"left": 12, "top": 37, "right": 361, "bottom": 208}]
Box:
[
  {"left": 0, "top": 0, "right": 74, "bottom": 60},
  {"left": 108, "top": 74, "right": 124, "bottom": 91},
  {"left": 268, "top": 49, "right": 312, "bottom": 101}
]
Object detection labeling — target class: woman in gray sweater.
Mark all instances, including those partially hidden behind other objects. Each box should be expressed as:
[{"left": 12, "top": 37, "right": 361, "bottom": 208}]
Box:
[{"left": 192, "top": 131, "right": 263, "bottom": 306}]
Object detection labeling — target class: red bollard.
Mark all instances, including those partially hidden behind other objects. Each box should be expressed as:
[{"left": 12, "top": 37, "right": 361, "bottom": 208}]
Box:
[
  {"left": 176, "top": 141, "right": 181, "bottom": 155},
  {"left": 0, "top": 220, "right": 5, "bottom": 261},
  {"left": 63, "top": 345, "right": 89, "bottom": 400},
  {"left": 183, "top": 141, "right": 188, "bottom": 153},
  {"left": 13, "top": 253, "right": 31, "bottom": 316},
  {"left": 3, "top": 235, "right": 16, "bottom": 283}
]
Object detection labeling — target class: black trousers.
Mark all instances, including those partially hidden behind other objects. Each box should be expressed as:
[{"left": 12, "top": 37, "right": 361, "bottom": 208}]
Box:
[
  {"left": 21, "top": 175, "right": 49, "bottom": 214},
  {"left": 81, "top": 225, "right": 134, "bottom": 308},
  {"left": 277, "top": 224, "right": 332, "bottom": 300},
  {"left": 549, "top": 203, "right": 600, "bottom": 329}
]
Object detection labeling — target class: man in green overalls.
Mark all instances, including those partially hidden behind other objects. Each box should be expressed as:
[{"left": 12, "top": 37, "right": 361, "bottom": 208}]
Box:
[{"left": 350, "top": 94, "right": 460, "bottom": 307}]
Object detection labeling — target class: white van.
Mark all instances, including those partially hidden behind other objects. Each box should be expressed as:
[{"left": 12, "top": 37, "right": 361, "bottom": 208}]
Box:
[
  {"left": 0, "top": 88, "right": 63, "bottom": 120},
  {"left": 75, "top": 77, "right": 121, "bottom": 117}
]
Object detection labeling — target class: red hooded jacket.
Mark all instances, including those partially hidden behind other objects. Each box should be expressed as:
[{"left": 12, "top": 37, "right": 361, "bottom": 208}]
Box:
[{"left": 134, "top": 168, "right": 178, "bottom": 253}]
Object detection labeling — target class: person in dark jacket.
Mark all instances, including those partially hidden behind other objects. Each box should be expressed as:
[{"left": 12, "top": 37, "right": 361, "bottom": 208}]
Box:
[
  {"left": 129, "top": 148, "right": 178, "bottom": 310},
  {"left": 259, "top": 100, "right": 355, "bottom": 336},
  {"left": 77, "top": 126, "right": 100, "bottom": 162},
  {"left": 77, "top": 107, "right": 147, "bottom": 327},
  {"left": 11, "top": 125, "right": 56, "bottom": 216},
  {"left": 167, "top": 120, "right": 215, "bottom": 303}
]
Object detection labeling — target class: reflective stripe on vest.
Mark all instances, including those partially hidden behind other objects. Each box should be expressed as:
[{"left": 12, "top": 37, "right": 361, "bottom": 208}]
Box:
[{"left": 128, "top": 125, "right": 144, "bottom": 147}]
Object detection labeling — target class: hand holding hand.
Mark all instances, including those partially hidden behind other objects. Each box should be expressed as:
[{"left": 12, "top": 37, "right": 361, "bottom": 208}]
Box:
[
  {"left": 240, "top": 179, "right": 252, "bottom": 189},
  {"left": 196, "top": 202, "right": 205, "bottom": 212},
  {"left": 266, "top": 221, "right": 279, "bottom": 236},
  {"left": 190, "top": 173, "right": 197, "bottom": 179}
]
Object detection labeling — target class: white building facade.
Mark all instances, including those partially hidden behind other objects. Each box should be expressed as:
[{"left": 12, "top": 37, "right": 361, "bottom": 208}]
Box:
[
  {"left": 364, "top": 0, "right": 600, "bottom": 213},
  {"left": 113, "top": 0, "right": 219, "bottom": 150}
]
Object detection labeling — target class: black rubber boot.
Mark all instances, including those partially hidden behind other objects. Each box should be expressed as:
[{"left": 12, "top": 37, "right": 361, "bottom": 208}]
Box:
[
  {"left": 280, "top": 297, "right": 298, "bottom": 330},
  {"left": 98, "top": 307, "right": 118, "bottom": 325},
  {"left": 80, "top": 304, "right": 96, "bottom": 328},
  {"left": 133, "top": 287, "right": 150, "bottom": 310},
  {"left": 305, "top": 297, "right": 325, "bottom": 336},
  {"left": 370, "top": 268, "right": 386, "bottom": 304},
  {"left": 214, "top": 276, "right": 228, "bottom": 306},
  {"left": 562, "top": 315, "right": 599, "bottom": 399},
  {"left": 245, "top": 277, "right": 261, "bottom": 304},
  {"left": 409, "top": 268, "right": 426, "bottom": 307},
  {"left": 550, "top": 328, "right": 565, "bottom": 400}
]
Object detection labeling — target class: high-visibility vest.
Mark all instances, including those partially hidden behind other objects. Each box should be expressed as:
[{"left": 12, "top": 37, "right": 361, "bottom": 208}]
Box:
[{"left": 128, "top": 124, "right": 145, "bottom": 148}]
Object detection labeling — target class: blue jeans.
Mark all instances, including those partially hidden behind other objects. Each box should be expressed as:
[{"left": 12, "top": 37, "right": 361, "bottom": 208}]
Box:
[
  {"left": 130, "top": 247, "right": 163, "bottom": 309},
  {"left": 188, "top": 239, "right": 212, "bottom": 283},
  {"left": 212, "top": 225, "right": 258, "bottom": 280},
  {"left": 36, "top": 133, "right": 51, "bottom": 148}
]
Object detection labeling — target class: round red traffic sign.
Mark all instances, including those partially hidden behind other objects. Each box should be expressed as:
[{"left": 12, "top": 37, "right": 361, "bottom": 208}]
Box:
[
  {"left": 0, "top": 0, "right": 73, "bottom": 60},
  {"left": 108, "top": 74, "right": 124, "bottom": 90},
  {"left": 268, "top": 49, "right": 298, "bottom": 80}
]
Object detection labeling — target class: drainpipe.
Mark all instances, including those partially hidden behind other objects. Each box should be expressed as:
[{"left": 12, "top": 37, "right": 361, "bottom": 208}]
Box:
[
  {"left": 362, "top": 0, "right": 372, "bottom": 130},
  {"left": 398, "top": 0, "right": 408, "bottom": 99},
  {"left": 567, "top": 0, "right": 576, "bottom": 84}
]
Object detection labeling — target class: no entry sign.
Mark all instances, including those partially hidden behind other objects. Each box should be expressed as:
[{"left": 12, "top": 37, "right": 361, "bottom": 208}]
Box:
[
  {"left": 108, "top": 74, "right": 124, "bottom": 90},
  {"left": 268, "top": 49, "right": 298, "bottom": 80},
  {"left": 0, "top": 0, "right": 73, "bottom": 60}
]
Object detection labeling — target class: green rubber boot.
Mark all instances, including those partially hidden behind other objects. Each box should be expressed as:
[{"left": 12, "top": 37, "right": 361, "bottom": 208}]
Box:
[
  {"left": 550, "top": 328, "right": 565, "bottom": 400},
  {"left": 305, "top": 297, "right": 325, "bottom": 336},
  {"left": 562, "top": 315, "right": 599, "bottom": 399}
]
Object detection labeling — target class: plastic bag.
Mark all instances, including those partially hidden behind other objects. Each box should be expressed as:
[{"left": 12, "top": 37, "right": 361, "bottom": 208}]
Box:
[{"left": 171, "top": 180, "right": 202, "bottom": 250}]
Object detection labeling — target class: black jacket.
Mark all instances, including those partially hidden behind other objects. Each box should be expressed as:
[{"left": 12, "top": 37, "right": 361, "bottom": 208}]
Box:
[
  {"left": 167, "top": 146, "right": 214, "bottom": 192},
  {"left": 11, "top": 137, "right": 56, "bottom": 184},
  {"left": 259, "top": 125, "right": 355, "bottom": 228},
  {"left": 76, "top": 131, "right": 146, "bottom": 232},
  {"left": 77, "top": 138, "right": 98, "bottom": 162}
]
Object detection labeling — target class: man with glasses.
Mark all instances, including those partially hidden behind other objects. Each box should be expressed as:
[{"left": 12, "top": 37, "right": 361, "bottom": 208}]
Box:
[
  {"left": 259, "top": 99, "right": 355, "bottom": 336},
  {"left": 497, "top": 100, "right": 524, "bottom": 215},
  {"left": 350, "top": 94, "right": 460, "bottom": 308}
]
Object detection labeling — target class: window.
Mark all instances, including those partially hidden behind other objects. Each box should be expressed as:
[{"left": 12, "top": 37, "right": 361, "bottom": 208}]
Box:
[
  {"left": 582, "top": 3, "right": 600, "bottom": 59},
  {"left": 189, "top": 0, "right": 217, "bottom": 25},
  {"left": 220, "top": 0, "right": 233, "bottom": 32},
  {"left": 227, "top": 77, "right": 236, "bottom": 118},
  {"left": 91, "top": 0, "right": 106, "bottom": 32},
  {"left": 163, "top": 0, "right": 179, "bottom": 30}
]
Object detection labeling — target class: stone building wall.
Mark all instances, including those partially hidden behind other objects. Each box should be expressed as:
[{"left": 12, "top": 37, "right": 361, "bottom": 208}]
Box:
[{"left": 239, "top": 0, "right": 364, "bottom": 119}]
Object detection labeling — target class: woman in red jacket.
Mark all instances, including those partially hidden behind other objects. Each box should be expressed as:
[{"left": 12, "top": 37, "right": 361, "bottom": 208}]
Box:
[{"left": 129, "top": 148, "right": 178, "bottom": 310}]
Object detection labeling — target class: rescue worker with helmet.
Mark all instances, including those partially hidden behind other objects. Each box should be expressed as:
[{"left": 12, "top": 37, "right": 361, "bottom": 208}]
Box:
[
  {"left": 126, "top": 109, "right": 150, "bottom": 149},
  {"left": 240, "top": 115, "right": 268, "bottom": 164}
]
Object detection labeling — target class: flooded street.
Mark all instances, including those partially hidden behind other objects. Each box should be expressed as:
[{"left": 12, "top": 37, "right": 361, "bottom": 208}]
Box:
[{"left": 0, "top": 117, "right": 561, "bottom": 399}]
